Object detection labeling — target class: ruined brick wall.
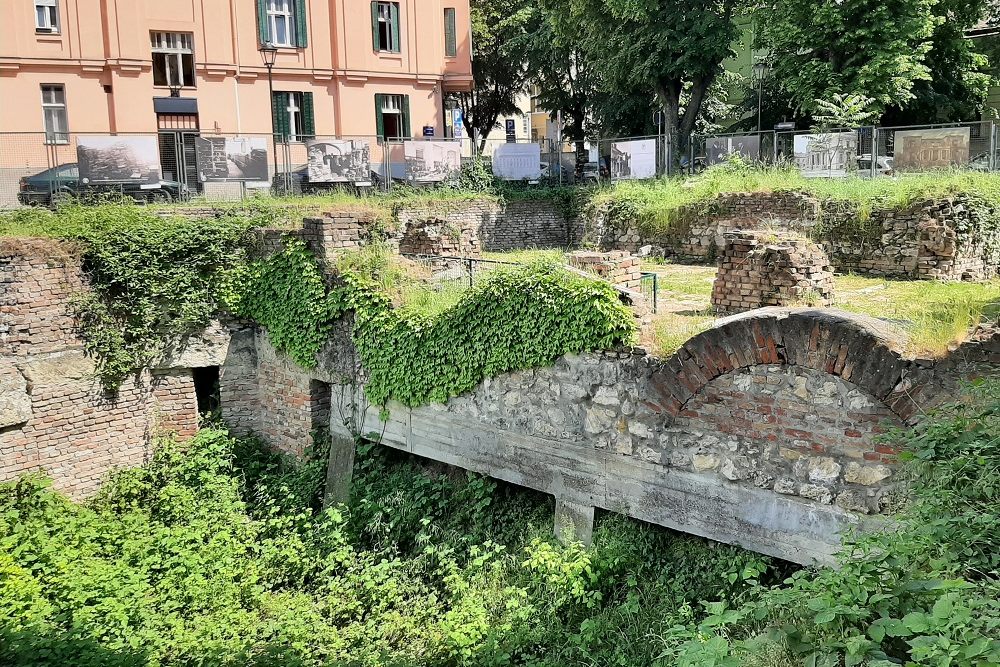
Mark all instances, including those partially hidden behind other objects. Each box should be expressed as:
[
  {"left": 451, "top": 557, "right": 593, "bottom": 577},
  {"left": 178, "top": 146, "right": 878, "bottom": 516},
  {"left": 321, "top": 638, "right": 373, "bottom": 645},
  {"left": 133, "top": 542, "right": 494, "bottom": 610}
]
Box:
[
  {"left": 398, "top": 217, "right": 481, "bottom": 257},
  {"left": 585, "top": 192, "right": 1000, "bottom": 280},
  {"left": 567, "top": 250, "right": 642, "bottom": 290},
  {"left": 0, "top": 242, "right": 201, "bottom": 498},
  {"left": 396, "top": 199, "right": 571, "bottom": 252},
  {"left": 712, "top": 231, "right": 834, "bottom": 315}
]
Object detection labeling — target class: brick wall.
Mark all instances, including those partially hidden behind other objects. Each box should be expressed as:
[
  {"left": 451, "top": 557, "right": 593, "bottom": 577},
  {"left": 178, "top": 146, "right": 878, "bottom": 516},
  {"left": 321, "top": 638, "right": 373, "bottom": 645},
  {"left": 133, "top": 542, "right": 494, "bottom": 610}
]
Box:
[
  {"left": 399, "top": 217, "right": 481, "bottom": 257},
  {"left": 567, "top": 250, "right": 642, "bottom": 290},
  {"left": 712, "top": 231, "right": 834, "bottom": 315},
  {"left": 0, "top": 242, "right": 207, "bottom": 498}
]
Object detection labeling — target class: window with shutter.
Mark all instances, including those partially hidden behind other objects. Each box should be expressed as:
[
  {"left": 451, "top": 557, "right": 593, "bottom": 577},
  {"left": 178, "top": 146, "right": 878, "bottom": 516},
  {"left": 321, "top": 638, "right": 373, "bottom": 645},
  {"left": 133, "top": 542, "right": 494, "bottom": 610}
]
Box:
[
  {"left": 444, "top": 8, "right": 457, "bottom": 57},
  {"left": 375, "top": 94, "right": 409, "bottom": 140},
  {"left": 271, "top": 91, "right": 290, "bottom": 139},
  {"left": 301, "top": 92, "right": 315, "bottom": 138},
  {"left": 372, "top": 2, "right": 400, "bottom": 53},
  {"left": 294, "top": 0, "right": 308, "bottom": 48}
]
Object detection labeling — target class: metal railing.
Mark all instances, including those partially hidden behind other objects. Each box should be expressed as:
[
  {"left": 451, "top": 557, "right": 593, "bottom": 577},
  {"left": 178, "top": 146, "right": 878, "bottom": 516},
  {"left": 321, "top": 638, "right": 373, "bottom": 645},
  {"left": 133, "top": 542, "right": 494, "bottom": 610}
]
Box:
[{"left": 640, "top": 272, "right": 659, "bottom": 314}]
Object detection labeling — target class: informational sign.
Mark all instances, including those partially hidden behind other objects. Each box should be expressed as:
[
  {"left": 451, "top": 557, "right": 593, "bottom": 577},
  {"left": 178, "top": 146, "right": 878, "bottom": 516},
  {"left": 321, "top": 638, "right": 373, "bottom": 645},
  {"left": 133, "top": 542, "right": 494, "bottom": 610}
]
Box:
[
  {"left": 706, "top": 135, "right": 760, "bottom": 165},
  {"left": 492, "top": 142, "right": 542, "bottom": 180},
  {"left": 452, "top": 109, "right": 464, "bottom": 139},
  {"left": 77, "top": 135, "right": 162, "bottom": 185},
  {"left": 403, "top": 140, "right": 461, "bottom": 182},
  {"left": 306, "top": 139, "right": 370, "bottom": 183},
  {"left": 195, "top": 137, "right": 269, "bottom": 182},
  {"left": 423, "top": 126, "right": 435, "bottom": 137},
  {"left": 793, "top": 132, "right": 858, "bottom": 178},
  {"left": 611, "top": 139, "right": 657, "bottom": 180},
  {"left": 505, "top": 119, "right": 517, "bottom": 143},
  {"left": 894, "top": 127, "right": 971, "bottom": 170}
]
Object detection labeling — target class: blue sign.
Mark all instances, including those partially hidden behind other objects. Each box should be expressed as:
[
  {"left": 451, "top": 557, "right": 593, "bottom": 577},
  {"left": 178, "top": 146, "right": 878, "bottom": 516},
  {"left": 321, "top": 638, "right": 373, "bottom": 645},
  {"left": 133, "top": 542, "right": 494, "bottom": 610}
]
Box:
[
  {"left": 452, "top": 109, "right": 464, "bottom": 138},
  {"left": 423, "top": 126, "right": 435, "bottom": 137}
]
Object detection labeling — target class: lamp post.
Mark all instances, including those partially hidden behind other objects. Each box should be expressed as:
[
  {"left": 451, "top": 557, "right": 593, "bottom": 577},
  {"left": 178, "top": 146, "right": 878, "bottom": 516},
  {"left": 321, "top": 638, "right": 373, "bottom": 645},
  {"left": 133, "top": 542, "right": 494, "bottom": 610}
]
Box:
[
  {"left": 752, "top": 61, "right": 770, "bottom": 134},
  {"left": 259, "top": 42, "right": 280, "bottom": 190}
]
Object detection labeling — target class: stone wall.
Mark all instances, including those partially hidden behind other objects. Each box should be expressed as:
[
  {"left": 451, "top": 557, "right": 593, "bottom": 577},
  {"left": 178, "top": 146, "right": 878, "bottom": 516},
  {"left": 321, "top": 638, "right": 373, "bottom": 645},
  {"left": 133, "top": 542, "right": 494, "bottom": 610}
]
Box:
[
  {"left": 586, "top": 192, "right": 1000, "bottom": 281},
  {"left": 712, "top": 231, "right": 834, "bottom": 315},
  {"left": 398, "top": 217, "right": 481, "bottom": 257},
  {"left": 0, "top": 241, "right": 205, "bottom": 498}
]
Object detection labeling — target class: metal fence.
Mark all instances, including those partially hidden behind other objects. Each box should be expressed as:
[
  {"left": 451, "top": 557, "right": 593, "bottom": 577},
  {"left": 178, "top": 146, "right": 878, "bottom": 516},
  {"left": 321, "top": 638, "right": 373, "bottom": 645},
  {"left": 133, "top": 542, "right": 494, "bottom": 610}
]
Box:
[
  {"left": 0, "top": 131, "right": 469, "bottom": 209},
  {"left": 690, "top": 120, "right": 999, "bottom": 178}
]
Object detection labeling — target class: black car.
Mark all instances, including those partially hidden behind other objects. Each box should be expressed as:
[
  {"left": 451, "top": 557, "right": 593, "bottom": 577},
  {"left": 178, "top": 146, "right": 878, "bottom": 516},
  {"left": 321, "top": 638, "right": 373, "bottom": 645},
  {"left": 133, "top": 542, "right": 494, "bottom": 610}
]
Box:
[{"left": 17, "top": 163, "right": 189, "bottom": 207}]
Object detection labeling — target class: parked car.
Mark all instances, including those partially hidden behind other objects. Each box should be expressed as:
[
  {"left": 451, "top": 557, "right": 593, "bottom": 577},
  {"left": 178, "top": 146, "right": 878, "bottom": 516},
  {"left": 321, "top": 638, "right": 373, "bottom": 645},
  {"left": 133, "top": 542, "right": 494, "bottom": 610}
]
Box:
[
  {"left": 17, "top": 163, "right": 188, "bottom": 206},
  {"left": 855, "top": 154, "right": 894, "bottom": 176}
]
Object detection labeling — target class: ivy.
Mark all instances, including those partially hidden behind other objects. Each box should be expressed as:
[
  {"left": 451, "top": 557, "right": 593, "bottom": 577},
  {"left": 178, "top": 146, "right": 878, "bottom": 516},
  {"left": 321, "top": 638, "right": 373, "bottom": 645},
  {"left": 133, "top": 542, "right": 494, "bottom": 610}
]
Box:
[
  {"left": 235, "top": 242, "right": 636, "bottom": 407},
  {"left": 226, "top": 239, "right": 347, "bottom": 369}
]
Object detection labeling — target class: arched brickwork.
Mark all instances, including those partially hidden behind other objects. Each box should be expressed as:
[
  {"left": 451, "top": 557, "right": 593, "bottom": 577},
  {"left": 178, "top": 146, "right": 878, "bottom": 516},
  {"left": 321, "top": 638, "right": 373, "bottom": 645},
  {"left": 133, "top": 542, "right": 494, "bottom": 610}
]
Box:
[{"left": 648, "top": 308, "right": 923, "bottom": 423}]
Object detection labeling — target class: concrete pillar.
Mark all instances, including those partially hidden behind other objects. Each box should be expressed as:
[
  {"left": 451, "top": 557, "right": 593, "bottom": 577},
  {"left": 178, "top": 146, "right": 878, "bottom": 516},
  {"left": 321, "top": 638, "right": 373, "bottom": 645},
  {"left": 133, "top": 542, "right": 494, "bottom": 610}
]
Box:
[
  {"left": 554, "top": 497, "right": 595, "bottom": 546},
  {"left": 323, "top": 432, "right": 356, "bottom": 508}
]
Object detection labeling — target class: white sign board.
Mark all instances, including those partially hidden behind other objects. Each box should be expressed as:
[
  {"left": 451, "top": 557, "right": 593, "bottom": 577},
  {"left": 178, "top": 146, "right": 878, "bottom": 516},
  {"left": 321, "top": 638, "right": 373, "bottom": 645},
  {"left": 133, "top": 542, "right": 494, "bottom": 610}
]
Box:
[
  {"left": 492, "top": 143, "right": 542, "bottom": 180},
  {"left": 611, "top": 139, "right": 657, "bottom": 180}
]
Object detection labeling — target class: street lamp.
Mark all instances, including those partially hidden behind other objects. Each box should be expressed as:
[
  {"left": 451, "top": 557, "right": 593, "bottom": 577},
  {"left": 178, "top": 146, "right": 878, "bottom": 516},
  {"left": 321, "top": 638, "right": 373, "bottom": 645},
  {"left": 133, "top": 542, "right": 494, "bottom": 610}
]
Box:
[
  {"left": 259, "top": 42, "right": 280, "bottom": 188},
  {"left": 752, "top": 61, "right": 770, "bottom": 134}
]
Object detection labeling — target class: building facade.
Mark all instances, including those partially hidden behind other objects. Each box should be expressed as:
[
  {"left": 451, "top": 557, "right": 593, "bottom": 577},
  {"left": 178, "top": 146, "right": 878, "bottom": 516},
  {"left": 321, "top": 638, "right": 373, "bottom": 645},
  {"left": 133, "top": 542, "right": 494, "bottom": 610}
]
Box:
[{"left": 0, "top": 0, "right": 472, "bottom": 192}]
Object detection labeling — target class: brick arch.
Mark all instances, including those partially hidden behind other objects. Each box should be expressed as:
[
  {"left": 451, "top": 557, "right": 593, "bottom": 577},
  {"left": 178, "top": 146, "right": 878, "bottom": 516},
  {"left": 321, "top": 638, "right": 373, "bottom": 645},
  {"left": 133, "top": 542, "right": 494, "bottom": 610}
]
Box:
[{"left": 649, "top": 307, "right": 922, "bottom": 423}]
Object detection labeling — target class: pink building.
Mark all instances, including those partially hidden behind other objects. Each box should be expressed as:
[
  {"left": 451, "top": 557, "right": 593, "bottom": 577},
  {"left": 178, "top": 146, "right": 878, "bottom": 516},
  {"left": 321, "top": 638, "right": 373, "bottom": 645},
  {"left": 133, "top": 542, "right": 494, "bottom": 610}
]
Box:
[{"left": 0, "top": 0, "right": 472, "bottom": 192}]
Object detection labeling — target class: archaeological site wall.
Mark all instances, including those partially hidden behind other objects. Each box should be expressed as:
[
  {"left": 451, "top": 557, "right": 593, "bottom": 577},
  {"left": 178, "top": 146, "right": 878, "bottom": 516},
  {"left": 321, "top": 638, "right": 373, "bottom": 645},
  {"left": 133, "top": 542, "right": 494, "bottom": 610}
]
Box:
[{"left": 586, "top": 192, "right": 1000, "bottom": 281}]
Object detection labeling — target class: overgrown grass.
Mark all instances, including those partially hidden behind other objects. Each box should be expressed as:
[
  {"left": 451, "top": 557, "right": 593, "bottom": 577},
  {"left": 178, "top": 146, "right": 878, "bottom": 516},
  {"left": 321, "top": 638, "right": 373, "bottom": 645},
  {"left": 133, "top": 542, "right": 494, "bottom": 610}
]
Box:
[
  {"left": 643, "top": 263, "right": 1000, "bottom": 357},
  {"left": 591, "top": 163, "right": 1000, "bottom": 237}
]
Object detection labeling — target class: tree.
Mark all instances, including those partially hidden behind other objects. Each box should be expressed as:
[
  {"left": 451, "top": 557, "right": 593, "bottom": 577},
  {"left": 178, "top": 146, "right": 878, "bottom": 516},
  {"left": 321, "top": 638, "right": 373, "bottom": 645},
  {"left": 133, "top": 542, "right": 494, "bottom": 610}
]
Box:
[
  {"left": 456, "top": 0, "right": 532, "bottom": 150},
  {"left": 542, "top": 0, "right": 746, "bottom": 168},
  {"left": 758, "top": 0, "right": 938, "bottom": 117},
  {"left": 882, "top": 0, "right": 994, "bottom": 124},
  {"left": 523, "top": 7, "right": 602, "bottom": 174}
]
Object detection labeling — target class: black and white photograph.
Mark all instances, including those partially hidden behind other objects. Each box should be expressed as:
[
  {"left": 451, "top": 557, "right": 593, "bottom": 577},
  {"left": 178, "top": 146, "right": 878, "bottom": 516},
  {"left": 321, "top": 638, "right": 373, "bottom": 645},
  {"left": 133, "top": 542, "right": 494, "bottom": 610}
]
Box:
[
  {"left": 403, "top": 140, "right": 461, "bottom": 182},
  {"left": 611, "top": 139, "right": 657, "bottom": 180},
  {"left": 306, "top": 139, "right": 371, "bottom": 182},
  {"left": 793, "top": 132, "right": 858, "bottom": 177},
  {"left": 491, "top": 143, "right": 541, "bottom": 180},
  {"left": 195, "top": 137, "right": 269, "bottom": 182},
  {"left": 77, "top": 135, "right": 162, "bottom": 184},
  {"left": 706, "top": 135, "right": 760, "bottom": 165}
]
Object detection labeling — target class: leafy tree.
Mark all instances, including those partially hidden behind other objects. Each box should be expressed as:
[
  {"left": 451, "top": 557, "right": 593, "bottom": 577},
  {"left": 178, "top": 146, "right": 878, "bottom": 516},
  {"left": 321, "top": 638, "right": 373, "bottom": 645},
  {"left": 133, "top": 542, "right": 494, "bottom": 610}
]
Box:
[
  {"left": 883, "top": 0, "right": 994, "bottom": 124},
  {"left": 456, "top": 0, "right": 532, "bottom": 150},
  {"left": 758, "top": 0, "right": 938, "bottom": 117},
  {"left": 542, "top": 0, "right": 746, "bottom": 167}
]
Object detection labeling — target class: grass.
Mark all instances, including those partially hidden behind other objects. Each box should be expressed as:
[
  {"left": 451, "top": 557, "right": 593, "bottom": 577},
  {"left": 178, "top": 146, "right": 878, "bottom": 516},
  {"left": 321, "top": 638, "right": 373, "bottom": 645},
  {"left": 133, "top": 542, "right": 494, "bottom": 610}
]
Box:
[
  {"left": 643, "top": 261, "right": 1000, "bottom": 358},
  {"left": 590, "top": 164, "right": 1000, "bottom": 237}
]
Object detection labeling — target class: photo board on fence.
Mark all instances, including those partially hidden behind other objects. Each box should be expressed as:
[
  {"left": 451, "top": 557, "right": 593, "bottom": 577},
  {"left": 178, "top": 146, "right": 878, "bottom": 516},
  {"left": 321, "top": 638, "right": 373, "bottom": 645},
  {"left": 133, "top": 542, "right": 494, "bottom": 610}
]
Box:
[
  {"left": 306, "top": 139, "right": 371, "bottom": 182},
  {"left": 403, "top": 140, "right": 461, "bottom": 182},
  {"left": 793, "top": 132, "right": 858, "bottom": 178},
  {"left": 706, "top": 135, "right": 760, "bottom": 165},
  {"left": 893, "top": 127, "right": 971, "bottom": 170},
  {"left": 491, "top": 143, "right": 541, "bottom": 180},
  {"left": 77, "top": 135, "right": 161, "bottom": 185},
  {"left": 194, "top": 137, "right": 269, "bottom": 182},
  {"left": 611, "top": 139, "right": 657, "bottom": 180}
]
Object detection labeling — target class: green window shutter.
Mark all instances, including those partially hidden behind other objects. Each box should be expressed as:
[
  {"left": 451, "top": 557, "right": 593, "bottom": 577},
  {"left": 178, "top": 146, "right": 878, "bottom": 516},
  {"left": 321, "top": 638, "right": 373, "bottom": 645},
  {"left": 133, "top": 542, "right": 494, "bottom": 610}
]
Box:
[
  {"left": 401, "top": 95, "right": 411, "bottom": 137},
  {"left": 272, "top": 92, "right": 290, "bottom": 139},
  {"left": 295, "top": 0, "right": 308, "bottom": 47},
  {"left": 301, "top": 92, "right": 315, "bottom": 137},
  {"left": 371, "top": 1, "right": 379, "bottom": 50},
  {"left": 375, "top": 94, "right": 386, "bottom": 138},
  {"left": 390, "top": 2, "right": 400, "bottom": 53},
  {"left": 444, "top": 8, "right": 456, "bottom": 57},
  {"left": 257, "top": 0, "right": 269, "bottom": 45}
]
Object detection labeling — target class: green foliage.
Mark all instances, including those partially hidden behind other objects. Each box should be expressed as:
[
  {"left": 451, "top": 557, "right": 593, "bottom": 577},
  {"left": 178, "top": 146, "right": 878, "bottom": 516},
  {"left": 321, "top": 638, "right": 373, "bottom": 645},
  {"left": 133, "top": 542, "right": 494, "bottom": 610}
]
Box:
[
  {"left": 812, "top": 93, "right": 878, "bottom": 131},
  {"left": 0, "top": 429, "right": 773, "bottom": 666},
  {"left": 677, "top": 381, "right": 1000, "bottom": 667},
  {"left": 347, "top": 258, "right": 637, "bottom": 407},
  {"left": 759, "top": 0, "right": 938, "bottom": 116},
  {"left": 227, "top": 238, "right": 347, "bottom": 368},
  {"left": 0, "top": 203, "right": 256, "bottom": 390}
]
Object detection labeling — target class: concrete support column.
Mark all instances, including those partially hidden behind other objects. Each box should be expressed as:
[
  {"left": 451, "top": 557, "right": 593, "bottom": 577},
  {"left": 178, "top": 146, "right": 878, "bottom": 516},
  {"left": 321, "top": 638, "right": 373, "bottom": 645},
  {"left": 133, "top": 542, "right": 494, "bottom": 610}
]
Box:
[
  {"left": 323, "top": 432, "right": 356, "bottom": 508},
  {"left": 554, "top": 497, "right": 595, "bottom": 546}
]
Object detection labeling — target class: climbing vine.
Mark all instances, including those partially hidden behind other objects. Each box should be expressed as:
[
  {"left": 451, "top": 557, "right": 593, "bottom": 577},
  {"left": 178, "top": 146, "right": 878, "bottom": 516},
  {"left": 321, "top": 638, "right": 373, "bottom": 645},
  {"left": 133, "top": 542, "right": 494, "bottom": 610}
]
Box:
[{"left": 233, "top": 242, "right": 636, "bottom": 408}]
